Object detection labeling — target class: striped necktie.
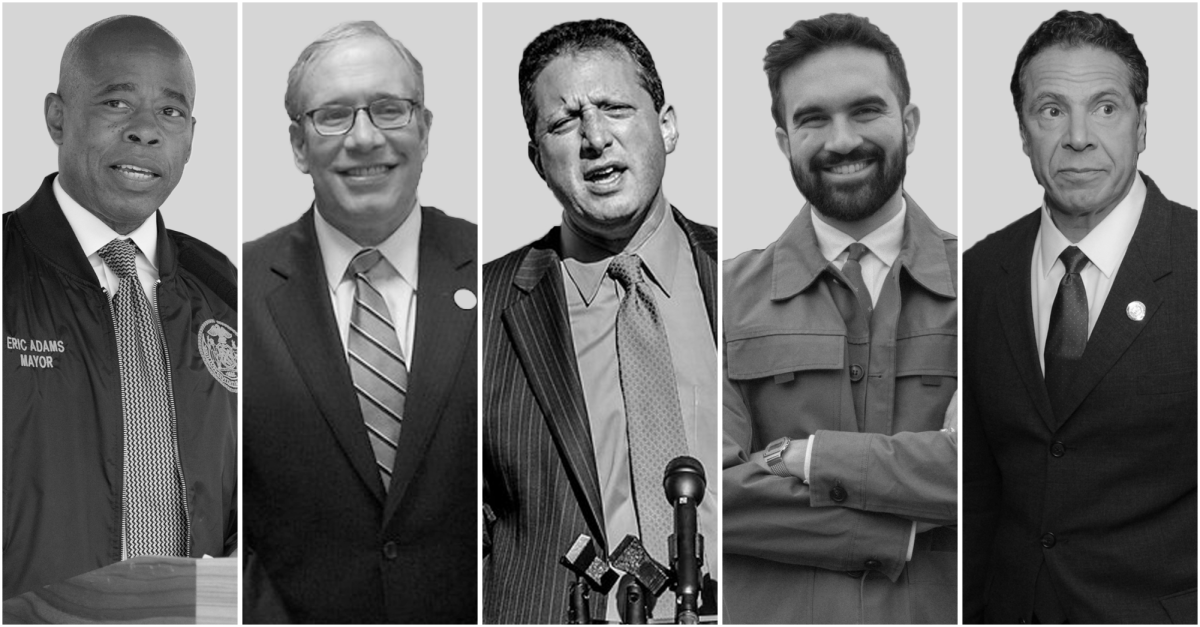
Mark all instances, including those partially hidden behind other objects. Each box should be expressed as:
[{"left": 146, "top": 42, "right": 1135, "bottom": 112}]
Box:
[
  {"left": 346, "top": 249, "right": 407, "bottom": 492},
  {"left": 97, "top": 238, "right": 189, "bottom": 558},
  {"left": 608, "top": 253, "right": 689, "bottom": 615}
]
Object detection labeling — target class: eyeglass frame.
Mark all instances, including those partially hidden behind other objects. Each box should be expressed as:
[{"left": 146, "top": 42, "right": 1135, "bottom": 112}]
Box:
[{"left": 293, "top": 98, "right": 424, "bottom": 137}]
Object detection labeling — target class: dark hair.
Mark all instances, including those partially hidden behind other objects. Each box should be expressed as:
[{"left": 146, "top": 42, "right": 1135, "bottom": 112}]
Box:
[
  {"left": 518, "top": 18, "right": 665, "bottom": 143},
  {"left": 1010, "top": 10, "right": 1148, "bottom": 122},
  {"left": 763, "top": 13, "right": 910, "bottom": 129}
]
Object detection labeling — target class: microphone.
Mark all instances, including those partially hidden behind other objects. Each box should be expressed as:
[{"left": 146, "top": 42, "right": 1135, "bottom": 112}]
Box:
[
  {"left": 567, "top": 577, "right": 592, "bottom": 624},
  {"left": 609, "top": 534, "right": 670, "bottom": 598},
  {"left": 616, "top": 573, "right": 655, "bottom": 624},
  {"left": 560, "top": 534, "right": 618, "bottom": 594},
  {"left": 664, "top": 456, "right": 706, "bottom": 625}
]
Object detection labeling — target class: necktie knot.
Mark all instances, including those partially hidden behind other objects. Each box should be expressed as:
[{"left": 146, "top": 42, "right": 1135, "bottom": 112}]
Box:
[
  {"left": 1059, "top": 246, "right": 1089, "bottom": 275},
  {"left": 846, "top": 242, "right": 870, "bottom": 263},
  {"left": 348, "top": 248, "right": 386, "bottom": 282},
  {"left": 98, "top": 238, "right": 139, "bottom": 279},
  {"left": 608, "top": 253, "right": 645, "bottom": 289}
]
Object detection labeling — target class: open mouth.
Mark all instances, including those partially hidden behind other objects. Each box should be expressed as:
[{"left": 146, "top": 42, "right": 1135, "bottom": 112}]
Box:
[
  {"left": 111, "top": 164, "right": 160, "bottom": 181},
  {"left": 823, "top": 160, "right": 873, "bottom": 176},
  {"left": 584, "top": 164, "right": 625, "bottom": 185},
  {"left": 341, "top": 164, "right": 396, "bottom": 178}
]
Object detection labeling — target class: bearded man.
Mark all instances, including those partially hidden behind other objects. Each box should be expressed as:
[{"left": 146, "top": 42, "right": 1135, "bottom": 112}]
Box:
[{"left": 721, "top": 13, "right": 958, "bottom": 624}]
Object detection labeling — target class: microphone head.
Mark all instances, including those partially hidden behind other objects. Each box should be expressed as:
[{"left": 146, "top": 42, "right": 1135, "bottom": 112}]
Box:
[
  {"left": 616, "top": 574, "right": 657, "bottom": 623},
  {"left": 560, "top": 534, "right": 618, "bottom": 593},
  {"left": 663, "top": 456, "right": 706, "bottom": 504}
]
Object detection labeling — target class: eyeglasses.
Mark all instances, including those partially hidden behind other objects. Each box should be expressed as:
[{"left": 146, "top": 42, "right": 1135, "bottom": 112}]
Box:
[{"left": 295, "top": 98, "right": 422, "bottom": 136}]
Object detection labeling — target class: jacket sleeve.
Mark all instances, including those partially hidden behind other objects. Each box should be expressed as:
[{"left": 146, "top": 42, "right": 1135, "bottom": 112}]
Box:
[
  {"left": 962, "top": 374, "right": 1001, "bottom": 623},
  {"left": 722, "top": 362, "right": 914, "bottom": 582}
]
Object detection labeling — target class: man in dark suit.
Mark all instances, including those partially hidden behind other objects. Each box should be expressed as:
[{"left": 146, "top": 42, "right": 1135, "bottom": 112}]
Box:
[
  {"left": 964, "top": 11, "right": 1197, "bottom": 624},
  {"left": 483, "top": 18, "right": 717, "bottom": 624},
  {"left": 243, "top": 21, "right": 476, "bottom": 623}
]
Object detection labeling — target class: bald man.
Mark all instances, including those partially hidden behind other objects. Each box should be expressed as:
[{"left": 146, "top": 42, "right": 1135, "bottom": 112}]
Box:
[{"left": 3, "top": 15, "right": 237, "bottom": 599}]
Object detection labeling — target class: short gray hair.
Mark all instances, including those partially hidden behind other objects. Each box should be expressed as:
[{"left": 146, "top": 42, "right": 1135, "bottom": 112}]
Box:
[{"left": 284, "top": 21, "right": 425, "bottom": 120}]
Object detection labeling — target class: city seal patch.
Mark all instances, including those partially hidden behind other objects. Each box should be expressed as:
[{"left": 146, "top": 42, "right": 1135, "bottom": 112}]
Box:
[{"left": 198, "top": 319, "right": 238, "bottom": 393}]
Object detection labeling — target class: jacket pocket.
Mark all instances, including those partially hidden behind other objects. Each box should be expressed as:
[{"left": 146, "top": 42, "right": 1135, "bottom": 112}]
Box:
[
  {"left": 1159, "top": 587, "right": 1196, "bottom": 624},
  {"left": 895, "top": 330, "right": 957, "bottom": 378},
  {"left": 726, "top": 332, "right": 843, "bottom": 381}
]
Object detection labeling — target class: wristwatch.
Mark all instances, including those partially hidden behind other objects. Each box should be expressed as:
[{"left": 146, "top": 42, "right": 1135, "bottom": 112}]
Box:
[{"left": 764, "top": 436, "right": 793, "bottom": 478}]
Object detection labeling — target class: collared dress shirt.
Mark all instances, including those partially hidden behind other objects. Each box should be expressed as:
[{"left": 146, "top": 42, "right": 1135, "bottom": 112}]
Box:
[
  {"left": 560, "top": 200, "right": 718, "bottom": 621},
  {"left": 313, "top": 200, "right": 420, "bottom": 365},
  {"left": 55, "top": 176, "right": 159, "bottom": 303},
  {"left": 1032, "top": 175, "right": 1146, "bottom": 373}
]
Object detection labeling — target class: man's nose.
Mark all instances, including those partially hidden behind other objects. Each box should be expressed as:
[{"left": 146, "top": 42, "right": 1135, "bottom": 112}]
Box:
[
  {"left": 345, "top": 108, "right": 386, "bottom": 150},
  {"left": 1062, "top": 112, "right": 1095, "bottom": 152},
  {"left": 124, "top": 108, "right": 163, "bottom": 146},
  {"left": 579, "top": 109, "right": 612, "bottom": 157},
  {"left": 824, "top": 116, "right": 864, "bottom": 155}
]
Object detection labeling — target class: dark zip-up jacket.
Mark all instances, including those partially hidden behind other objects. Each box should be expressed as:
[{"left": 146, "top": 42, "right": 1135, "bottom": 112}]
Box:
[{"left": 3, "top": 173, "right": 237, "bottom": 600}]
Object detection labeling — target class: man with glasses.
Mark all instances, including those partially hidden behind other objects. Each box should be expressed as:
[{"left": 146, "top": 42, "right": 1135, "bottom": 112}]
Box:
[
  {"left": 243, "top": 21, "right": 477, "bottom": 623},
  {"left": 4, "top": 15, "right": 236, "bottom": 600}
]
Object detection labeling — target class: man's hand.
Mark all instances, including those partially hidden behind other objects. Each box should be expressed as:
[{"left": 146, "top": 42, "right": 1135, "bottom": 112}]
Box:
[
  {"left": 942, "top": 389, "right": 959, "bottom": 444},
  {"left": 750, "top": 439, "right": 808, "bottom": 480}
]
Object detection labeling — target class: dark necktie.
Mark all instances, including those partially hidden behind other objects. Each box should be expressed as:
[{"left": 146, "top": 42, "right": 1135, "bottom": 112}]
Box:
[
  {"left": 1044, "top": 246, "right": 1090, "bottom": 420},
  {"left": 97, "top": 238, "right": 188, "bottom": 558},
  {"left": 608, "top": 253, "right": 688, "bottom": 608},
  {"left": 842, "top": 242, "right": 873, "bottom": 318},
  {"left": 347, "top": 249, "right": 407, "bottom": 491}
]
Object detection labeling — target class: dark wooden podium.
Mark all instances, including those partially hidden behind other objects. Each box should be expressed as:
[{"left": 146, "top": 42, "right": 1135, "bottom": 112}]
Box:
[{"left": 3, "top": 556, "right": 236, "bottom": 624}]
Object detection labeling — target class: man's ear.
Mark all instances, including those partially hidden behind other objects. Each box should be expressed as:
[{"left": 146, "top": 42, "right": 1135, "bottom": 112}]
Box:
[
  {"left": 1019, "top": 120, "right": 1031, "bottom": 158},
  {"left": 1136, "top": 102, "right": 1147, "bottom": 154},
  {"left": 419, "top": 107, "right": 433, "bottom": 161},
  {"left": 288, "top": 121, "right": 310, "bottom": 174},
  {"left": 774, "top": 127, "right": 790, "bottom": 159},
  {"left": 659, "top": 103, "right": 678, "bottom": 154},
  {"left": 184, "top": 117, "right": 196, "bottom": 164},
  {"left": 902, "top": 103, "right": 920, "bottom": 155},
  {"left": 527, "top": 141, "right": 545, "bottom": 181},
  {"left": 45, "top": 93, "right": 66, "bottom": 146}
]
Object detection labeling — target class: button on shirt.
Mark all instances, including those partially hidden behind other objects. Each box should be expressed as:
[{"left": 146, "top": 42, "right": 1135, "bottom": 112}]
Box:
[
  {"left": 1032, "top": 175, "right": 1146, "bottom": 374},
  {"left": 560, "top": 202, "right": 718, "bottom": 620},
  {"left": 55, "top": 177, "right": 159, "bottom": 303},
  {"left": 313, "top": 201, "right": 420, "bottom": 365}
]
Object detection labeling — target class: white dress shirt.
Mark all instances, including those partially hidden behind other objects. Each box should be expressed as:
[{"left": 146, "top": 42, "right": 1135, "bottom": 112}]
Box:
[
  {"left": 55, "top": 177, "right": 159, "bottom": 304},
  {"left": 1032, "top": 174, "right": 1146, "bottom": 374},
  {"left": 812, "top": 199, "right": 907, "bottom": 306},
  {"left": 313, "top": 201, "right": 420, "bottom": 366}
]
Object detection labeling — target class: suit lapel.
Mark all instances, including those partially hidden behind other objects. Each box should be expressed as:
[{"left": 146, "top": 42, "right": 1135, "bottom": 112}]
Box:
[
  {"left": 383, "top": 208, "right": 476, "bottom": 523},
  {"left": 1053, "top": 188, "right": 1171, "bottom": 428},
  {"left": 265, "top": 209, "right": 386, "bottom": 504},
  {"left": 502, "top": 241, "right": 608, "bottom": 550},
  {"left": 672, "top": 207, "right": 718, "bottom": 342},
  {"left": 996, "top": 212, "right": 1058, "bottom": 432}
]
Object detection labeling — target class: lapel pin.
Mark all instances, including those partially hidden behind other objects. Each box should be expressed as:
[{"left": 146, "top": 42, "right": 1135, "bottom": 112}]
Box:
[
  {"left": 454, "top": 288, "right": 477, "bottom": 310},
  {"left": 1126, "top": 301, "right": 1145, "bottom": 321}
]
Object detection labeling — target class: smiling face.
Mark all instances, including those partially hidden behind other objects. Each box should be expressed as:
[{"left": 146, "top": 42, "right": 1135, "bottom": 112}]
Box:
[
  {"left": 528, "top": 49, "right": 676, "bottom": 242},
  {"left": 48, "top": 20, "right": 196, "bottom": 234},
  {"left": 290, "top": 36, "right": 430, "bottom": 245},
  {"left": 774, "top": 46, "right": 917, "bottom": 223},
  {"left": 1019, "top": 45, "right": 1145, "bottom": 221}
]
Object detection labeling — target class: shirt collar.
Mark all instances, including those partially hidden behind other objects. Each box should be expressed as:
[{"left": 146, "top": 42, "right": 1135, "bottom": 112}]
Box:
[
  {"left": 811, "top": 197, "right": 906, "bottom": 267},
  {"left": 560, "top": 199, "right": 680, "bottom": 305},
  {"left": 54, "top": 176, "right": 159, "bottom": 268},
  {"left": 314, "top": 197, "right": 422, "bottom": 292},
  {"left": 1037, "top": 173, "right": 1146, "bottom": 278}
]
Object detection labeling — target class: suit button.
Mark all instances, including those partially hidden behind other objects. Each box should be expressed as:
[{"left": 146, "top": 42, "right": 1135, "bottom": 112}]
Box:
[
  {"left": 845, "top": 570, "right": 865, "bottom": 578},
  {"left": 830, "top": 485, "right": 848, "bottom": 503},
  {"left": 849, "top": 364, "right": 864, "bottom": 381},
  {"left": 1041, "top": 533, "right": 1056, "bottom": 549},
  {"left": 864, "top": 558, "right": 882, "bottom": 570},
  {"left": 1050, "top": 441, "right": 1065, "bottom": 457},
  {"left": 383, "top": 541, "right": 399, "bottom": 560}
]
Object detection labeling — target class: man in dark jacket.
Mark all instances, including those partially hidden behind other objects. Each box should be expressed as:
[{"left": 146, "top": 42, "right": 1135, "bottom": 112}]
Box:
[{"left": 3, "top": 15, "right": 236, "bottom": 600}]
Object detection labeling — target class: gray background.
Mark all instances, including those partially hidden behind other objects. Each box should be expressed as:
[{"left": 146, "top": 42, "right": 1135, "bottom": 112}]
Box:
[
  {"left": 963, "top": 3, "right": 1198, "bottom": 250},
  {"left": 242, "top": 2, "right": 478, "bottom": 242},
  {"left": 3, "top": 3, "right": 238, "bottom": 264},
  {"left": 481, "top": 3, "right": 718, "bottom": 263},
  {"left": 723, "top": 3, "right": 959, "bottom": 259}
]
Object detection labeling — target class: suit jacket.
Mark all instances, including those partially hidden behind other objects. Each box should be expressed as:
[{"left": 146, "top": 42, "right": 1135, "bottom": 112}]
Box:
[
  {"left": 963, "top": 173, "right": 1197, "bottom": 624},
  {"left": 482, "top": 208, "right": 717, "bottom": 624},
  {"left": 722, "top": 196, "right": 958, "bottom": 624},
  {"left": 243, "top": 207, "right": 477, "bottom": 624}
]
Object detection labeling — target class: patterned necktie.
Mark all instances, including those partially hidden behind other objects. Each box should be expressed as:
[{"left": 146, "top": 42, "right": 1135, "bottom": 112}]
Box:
[
  {"left": 97, "top": 238, "right": 188, "bottom": 559},
  {"left": 1045, "top": 246, "right": 1090, "bottom": 420},
  {"left": 347, "top": 249, "right": 407, "bottom": 492},
  {"left": 608, "top": 253, "right": 689, "bottom": 611},
  {"left": 842, "top": 242, "right": 874, "bottom": 318}
]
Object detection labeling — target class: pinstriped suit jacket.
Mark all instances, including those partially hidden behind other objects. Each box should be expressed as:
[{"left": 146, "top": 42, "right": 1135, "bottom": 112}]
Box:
[{"left": 482, "top": 208, "right": 717, "bottom": 624}]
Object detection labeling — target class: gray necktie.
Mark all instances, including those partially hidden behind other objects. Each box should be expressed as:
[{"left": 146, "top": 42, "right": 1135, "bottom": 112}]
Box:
[
  {"left": 346, "top": 249, "right": 407, "bottom": 491},
  {"left": 1045, "top": 246, "right": 1090, "bottom": 420},
  {"left": 97, "top": 238, "right": 188, "bottom": 558}
]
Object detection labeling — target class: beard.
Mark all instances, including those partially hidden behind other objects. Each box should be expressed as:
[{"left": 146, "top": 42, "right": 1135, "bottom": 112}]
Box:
[{"left": 790, "top": 136, "right": 907, "bottom": 222}]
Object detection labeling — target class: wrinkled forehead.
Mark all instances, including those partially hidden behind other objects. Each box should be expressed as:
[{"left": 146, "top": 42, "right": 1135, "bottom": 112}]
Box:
[
  {"left": 299, "top": 36, "right": 421, "bottom": 102},
  {"left": 1020, "top": 44, "right": 1134, "bottom": 104}
]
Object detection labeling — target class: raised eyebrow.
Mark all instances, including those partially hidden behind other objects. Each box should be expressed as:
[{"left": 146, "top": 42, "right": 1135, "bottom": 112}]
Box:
[
  {"left": 1088, "top": 90, "right": 1127, "bottom": 105},
  {"left": 98, "top": 82, "right": 138, "bottom": 97}
]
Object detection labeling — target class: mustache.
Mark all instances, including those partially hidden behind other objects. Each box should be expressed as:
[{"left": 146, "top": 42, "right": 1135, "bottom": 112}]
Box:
[{"left": 810, "top": 145, "right": 886, "bottom": 171}]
